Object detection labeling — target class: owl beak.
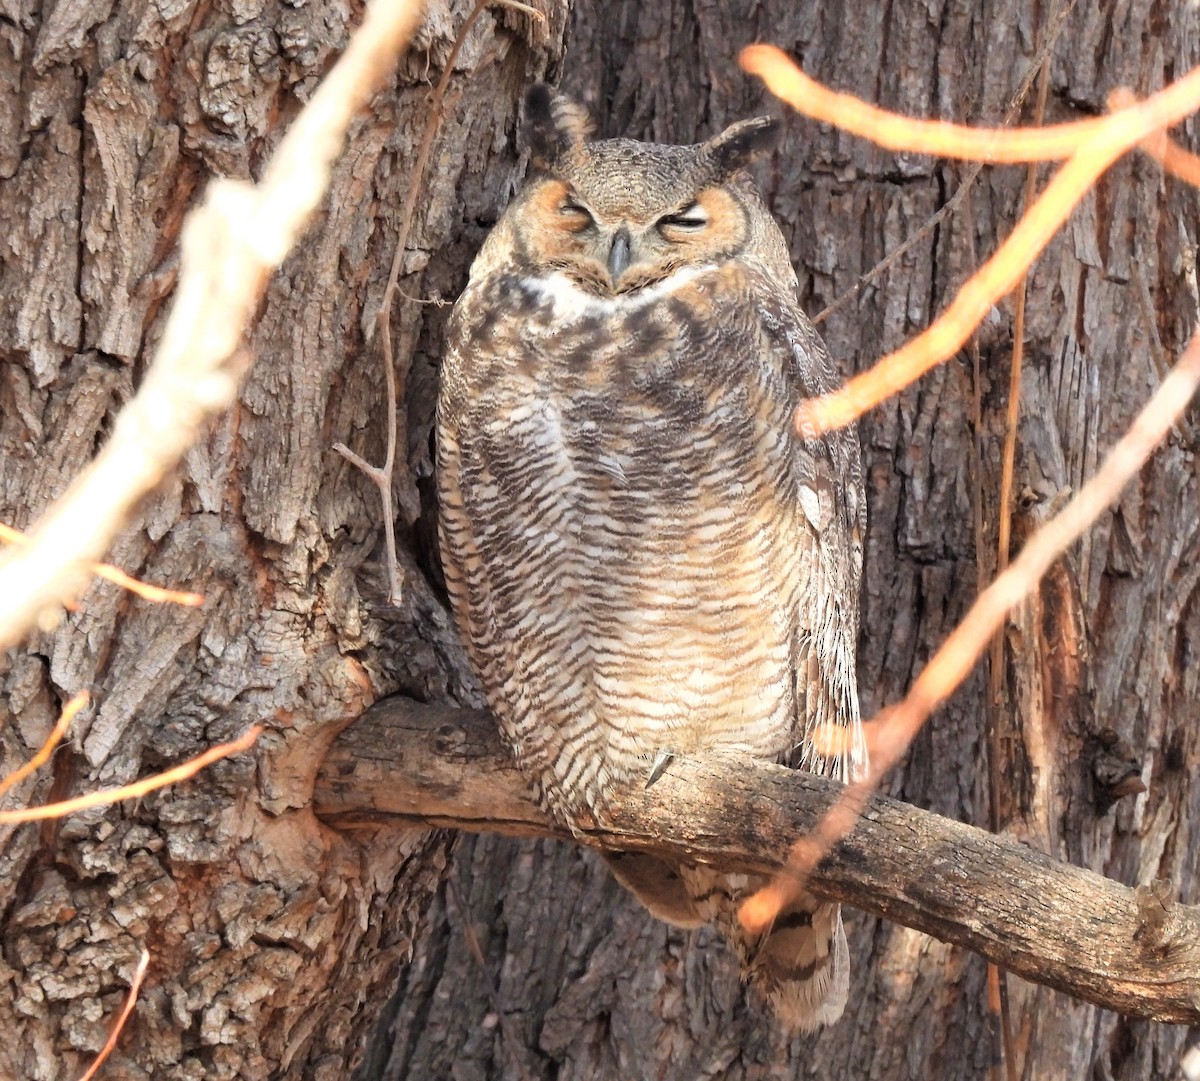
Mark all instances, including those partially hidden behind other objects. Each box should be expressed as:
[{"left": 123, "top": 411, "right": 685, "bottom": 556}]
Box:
[{"left": 607, "top": 227, "right": 632, "bottom": 282}]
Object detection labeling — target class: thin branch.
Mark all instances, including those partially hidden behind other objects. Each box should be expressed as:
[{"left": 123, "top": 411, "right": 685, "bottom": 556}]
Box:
[
  {"left": 741, "top": 43, "right": 1200, "bottom": 162},
  {"left": 810, "top": 0, "right": 1081, "bottom": 327},
  {"left": 313, "top": 697, "right": 1200, "bottom": 1025},
  {"left": 1112, "top": 86, "right": 1200, "bottom": 186},
  {"left": 375, "top": 0, "right": 543, "bottom": 328},
  {"left": 739, "top": 50, "right": 1200, "bottom": 434},
  {"left": 0, "top": 523, "right": 204, "bottom": 608},
  {"left": 989, "top": 30, "right": 1056, "bottom": 1081},
  {"left": 0, "top": 0, "right": 425, "bottom": 649},
  {"left": 0, "top": 691, "right": 89, "bottom": 801},
  {"left": 1153, "top": 136, "right": 1200, "bottom": 186},
  {"left": 0, "top": 725, "right": 262, "bottom": 825},
  {"left": 742, "top": 329, "right": 1200, "bottom": 931},
  {"left": 76, "top": 948, "right": 149, "bottom": 1081},
  {"left": 446, "top": 875, "right": 538, "bottom": 1081},
  {"left": 338, "top": 0, "right": 543, "bottom": 604},
  {"left": 794, "top": 136, "right": 1133, "bottom": 435}
]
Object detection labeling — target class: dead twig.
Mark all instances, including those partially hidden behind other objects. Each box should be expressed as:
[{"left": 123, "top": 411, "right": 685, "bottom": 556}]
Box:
[
  {"left": 742, "top": 329, "right": 1200, "bottom": 933},
  {"left": 0, "top": 691, "right": 89, "bottom": 801},
  {"left": 336, "top": 0, "right": 543, "bottom": 604},
  {"left": 988, "top": 29, "right": 1056, "bottom": 1080},
  {"left": 446, "top": 874, "right": 537, "bottom": 1081},
  {"left": 0, "top": 0, "right": 425, "bottom": 649},
  {"left": 741, "top": 46, "right": 1200, "bottom": 435},
  {"left": 0, "top": 725, "right": 262, "bottom": 825},
  {"left": 0, "top": 524, "right": 204, "bottom": 608},
  {"left": 76, "top": 948, "right": 150, "bottom": 1081},
  {"left": 811, "top": 0, "right": 1081, "bottom": 327},
  {"left": 796, "top": 0, "right": 1089, "bottom": 328},
  {"left": 742, "top": 40, "right": 1197, "bottom": 163}
]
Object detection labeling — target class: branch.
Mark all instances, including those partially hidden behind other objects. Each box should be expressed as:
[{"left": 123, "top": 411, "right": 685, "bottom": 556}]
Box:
[
  {"left": 0, "top": 0, "right": 424, "bottom": 650},
  {"left": 314, "top": 696, "right": 1200, "bottom": 1025}
]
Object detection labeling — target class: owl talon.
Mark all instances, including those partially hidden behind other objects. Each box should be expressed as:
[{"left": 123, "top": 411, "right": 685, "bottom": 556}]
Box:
[{"left": 646, "top": 750, "right": 675, "bottom": 788}]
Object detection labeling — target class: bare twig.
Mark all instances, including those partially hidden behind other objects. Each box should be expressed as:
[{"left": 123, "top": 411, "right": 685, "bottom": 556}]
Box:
[
  {"left": 811, "top": 0, "right": 1081, "bottom": 326},
  {"left": 742, "top": 329, "right": 1200, "bottom": 931},
  {"left": 1123, "top": 91, "right": 1200, "bottom": 186},
  {"left": 795, "top": 134, "right": 1149, "bottom": 435},
  {"left": 446, "top": 875, "right": 506, "bottom": 1018},
  {"left": 1155, "top": 137, "right": 1200, "bottom": 185},
  {"left": 742, "top": 38, "right": 1195, "bottom": 162},
  {"left": 0, "top": 691, "right": 88, "bottom": 801},
  {"left": 76, "top": 948, "right": 150, "bottom": 1081},
  {"left": 989, "top": 38, "right": 1055, "bottom": 1081},
  {"left": 0, "top": 523, "right": 204, "bottom": 607},
  {"left": 337, "top": 0, "right": 543, "bottom": 604},
  {"left": 0, "top": 0, "right": 425, "bottom": 649},
  {"left": 740, "top": 47, "right": 1200, "bottom": 435},
  {"left": 0, "top": 725, "right": 262, "bottom": 824},
  {"left": 446, "top": 875, "right": 536, "bottom": 1081}
]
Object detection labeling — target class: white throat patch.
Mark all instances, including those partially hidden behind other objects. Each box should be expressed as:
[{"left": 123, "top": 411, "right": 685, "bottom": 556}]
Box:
[{"left": 520, "top": 265, "right": 715, "bottom": 321}]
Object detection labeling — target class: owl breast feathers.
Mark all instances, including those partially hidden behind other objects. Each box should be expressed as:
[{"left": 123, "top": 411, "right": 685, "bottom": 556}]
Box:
[{"left": 436, "top": 83, "right": 867, "bottom": 1031}]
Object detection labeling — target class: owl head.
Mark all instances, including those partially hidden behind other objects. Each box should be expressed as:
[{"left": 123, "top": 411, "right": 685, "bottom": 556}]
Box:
[{"left": 496, "top": 85, "right": 783, "bottom": 296}]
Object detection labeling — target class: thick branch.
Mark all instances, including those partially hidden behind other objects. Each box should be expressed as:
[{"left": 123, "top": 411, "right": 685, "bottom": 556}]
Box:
[{"left": 314, "top": 697, "right": 1200, "bottom": 1024}]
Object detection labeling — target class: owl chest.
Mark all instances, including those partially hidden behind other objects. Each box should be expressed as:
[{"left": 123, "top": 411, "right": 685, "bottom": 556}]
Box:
[
  {"left": 484, "top": 312, "right": 785, "bottom": 503},
  {"left": 491, "top": 368, "right": 766, "bottom": 524}
]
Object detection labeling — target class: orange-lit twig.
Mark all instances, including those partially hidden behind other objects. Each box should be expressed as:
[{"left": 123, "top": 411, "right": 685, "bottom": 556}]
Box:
[
  {"left": 811, "top": 0, "right": 1081, "bottom": 327},
  {"left": 741, "top": 44, "right": 1200, "bottom": 164},
  {"left": 0, "top": 691, "right": 89, "bottom": 801},
  {"left": 1126, "top": 123, "right": 1200, "bottom": 188},
  {"left": 742, "top": 46, "right": 1200, "bottom": 435},
  {"left": 795, "top": 136, "right": 1125, "bottom": 434},
  {"left": 0, "top": 523, "right": 204, "bottom": 608},
  {"left": 0, "top": 725, "right": 262, "bottom": 825},
  {"left": 743, "top": 329, "right": 1200, "bottom": 932},
  {"left": 1153, "top": 137, "right": 1200, "bottom": 186},
  {"left": 1109, "top": 87, "right": 1200, "bottom": 186},
  {"left": 76, "top": 947, "right": 150, "bottom": 1081}
]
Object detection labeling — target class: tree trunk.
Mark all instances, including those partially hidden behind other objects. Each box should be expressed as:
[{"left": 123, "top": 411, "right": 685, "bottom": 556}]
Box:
[
  {"left": 0, "top": 2, "right": 568, "bottom": 1078},
  {"left": 2, "top": 2, "right": 1197, "bottom": 1081},
  {"left": 372, "top": 3, "right": 1200, "bottom": 1081}
]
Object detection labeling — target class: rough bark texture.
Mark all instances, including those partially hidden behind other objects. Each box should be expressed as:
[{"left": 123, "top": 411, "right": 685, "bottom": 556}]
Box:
[
  {"left": 1, "top": 1, "right": 1198, "bottom": 1080},
  {"left": 315, "top": 698, "right": 1200, "bottom": 1025},
  {"left": 0, "top": 1, "right": 568, "bottom": 1078},
  {"left": 371, "top": 3, "right": 1200, "bottom": 1081}
]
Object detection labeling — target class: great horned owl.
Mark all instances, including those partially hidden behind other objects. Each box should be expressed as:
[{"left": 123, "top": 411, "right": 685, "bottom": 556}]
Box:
[{"left": 437, "top": 85, "right": 867, "bottom": 1030}]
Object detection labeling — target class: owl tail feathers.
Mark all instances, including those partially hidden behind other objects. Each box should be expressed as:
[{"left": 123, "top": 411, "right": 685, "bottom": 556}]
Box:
[
  {"left": 602, "top": 851, "right": 706, "bottom": 928},
  {"left": 747, "top": 900, "right": 850, "bottom": 1031},
  {"left": 606, "top": 856, "right": 850, "bottom": 1031}
]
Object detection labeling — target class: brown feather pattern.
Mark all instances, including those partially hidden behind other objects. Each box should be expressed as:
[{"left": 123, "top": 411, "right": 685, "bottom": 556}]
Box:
[{"left": 437, "top": 96, "right": 866, "bottom": 1030}]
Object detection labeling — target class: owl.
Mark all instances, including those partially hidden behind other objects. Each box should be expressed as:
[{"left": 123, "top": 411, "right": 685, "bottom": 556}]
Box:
[{"left": 436, "top": 84, "right": 867, "bottom": 1030}]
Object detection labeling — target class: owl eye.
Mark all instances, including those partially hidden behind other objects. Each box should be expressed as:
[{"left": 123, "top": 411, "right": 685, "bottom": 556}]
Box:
[
  {"left": 559, "top": 200, "right": 594, "bottom": 225},
  {"left": 658, "top": 203, "right": 709, "bottom": 231}
]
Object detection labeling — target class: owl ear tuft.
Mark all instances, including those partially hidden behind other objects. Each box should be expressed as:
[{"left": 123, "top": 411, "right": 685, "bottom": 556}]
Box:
[
  {"left": 704, "top": 116, "right": 780, "bottom": 177},
  {"left": 523, "top": 83, "right": 593, "bottom": 171}
]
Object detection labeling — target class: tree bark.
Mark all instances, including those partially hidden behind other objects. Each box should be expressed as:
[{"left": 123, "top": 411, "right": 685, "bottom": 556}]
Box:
[
  {"left": 2, "top": 1, "right": 1198, "bottom": 1080},
  {"left": 315, "top": 697, "right": 1200, "bottom": 1025},
  {"left": 0, "top": 2, "right": 568, "bottom": 1079},
  {"left": 370, "top": 4, "right": 1200, "bottom": 1081}
]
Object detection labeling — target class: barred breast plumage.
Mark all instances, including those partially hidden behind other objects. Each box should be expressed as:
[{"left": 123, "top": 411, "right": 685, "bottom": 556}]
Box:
[{"left": 436, "top": 83, "right": 867, "bottom": 1030}]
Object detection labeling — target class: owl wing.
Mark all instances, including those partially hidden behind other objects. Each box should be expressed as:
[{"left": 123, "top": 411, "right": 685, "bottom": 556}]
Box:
[
  {"left": 436, "top": 280, "right": 610, "bottom": 817},
  {"left": 734, "top": 276, "right": 865, "bottom": 1028},
  {"left": 739, "top": 276, "right": 866, "bottom": 782}
]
